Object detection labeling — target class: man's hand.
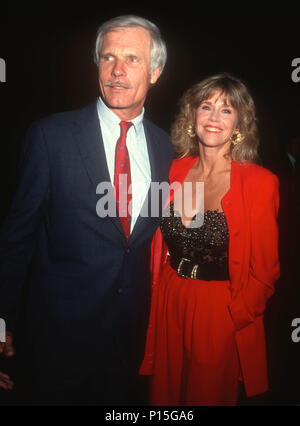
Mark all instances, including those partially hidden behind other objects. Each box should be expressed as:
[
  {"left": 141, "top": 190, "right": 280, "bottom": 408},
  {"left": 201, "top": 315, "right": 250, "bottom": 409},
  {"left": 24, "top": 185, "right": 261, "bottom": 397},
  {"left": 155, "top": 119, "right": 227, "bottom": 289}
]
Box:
[
  {"left": 0, "top": 371, "right": 14, "bottom": 390},
  {"left": 0, "top": 332, "right": 15, "bottom": 358}
]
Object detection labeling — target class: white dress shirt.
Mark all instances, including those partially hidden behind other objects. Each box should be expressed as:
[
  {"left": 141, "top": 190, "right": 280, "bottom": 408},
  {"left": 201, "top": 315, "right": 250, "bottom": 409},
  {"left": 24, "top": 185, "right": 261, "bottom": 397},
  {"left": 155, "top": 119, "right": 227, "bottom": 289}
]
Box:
[{"left": 97, "top": 97, "right": 151, "bottom": 232}]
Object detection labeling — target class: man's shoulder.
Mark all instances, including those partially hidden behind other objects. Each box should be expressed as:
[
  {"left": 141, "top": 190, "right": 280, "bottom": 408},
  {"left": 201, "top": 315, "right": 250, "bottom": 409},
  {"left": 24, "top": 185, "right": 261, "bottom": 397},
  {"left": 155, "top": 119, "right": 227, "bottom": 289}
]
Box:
[
  {"left": 143, "top": 118, "right": 174, "bottom": 160},
  {"left": 21, "top": 102, "right": 99, "bottom": 154},
  {"left": 30, "top": 102, "right": 97, "bottom": 132},
  {"left": 143, "top": 118, "right": 170, "bottom": 141}
]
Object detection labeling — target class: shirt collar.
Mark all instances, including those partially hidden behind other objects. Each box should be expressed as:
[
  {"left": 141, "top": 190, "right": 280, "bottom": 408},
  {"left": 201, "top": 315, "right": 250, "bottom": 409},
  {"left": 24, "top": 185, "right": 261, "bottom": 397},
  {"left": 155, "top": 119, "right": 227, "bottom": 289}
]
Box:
[{"left": 97, "top": 97, "right": 144, "bottom": 135}]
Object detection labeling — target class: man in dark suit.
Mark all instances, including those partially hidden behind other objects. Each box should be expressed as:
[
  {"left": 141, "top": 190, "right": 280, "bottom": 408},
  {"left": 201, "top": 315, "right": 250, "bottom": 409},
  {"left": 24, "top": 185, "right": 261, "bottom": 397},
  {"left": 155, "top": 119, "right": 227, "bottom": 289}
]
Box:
[{"left": 0, "top": 15, "right": 173, "bottom": 405}]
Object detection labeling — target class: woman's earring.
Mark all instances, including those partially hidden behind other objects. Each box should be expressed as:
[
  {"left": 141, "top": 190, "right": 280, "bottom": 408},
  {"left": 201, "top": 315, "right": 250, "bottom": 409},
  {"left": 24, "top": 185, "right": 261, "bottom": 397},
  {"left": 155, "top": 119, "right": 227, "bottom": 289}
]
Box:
[
  {"left": 187, "top": 125, "right": 196, "bottom": 138},
  {"left": 230, "top": 129, "right": 244, "bottom": 145}
]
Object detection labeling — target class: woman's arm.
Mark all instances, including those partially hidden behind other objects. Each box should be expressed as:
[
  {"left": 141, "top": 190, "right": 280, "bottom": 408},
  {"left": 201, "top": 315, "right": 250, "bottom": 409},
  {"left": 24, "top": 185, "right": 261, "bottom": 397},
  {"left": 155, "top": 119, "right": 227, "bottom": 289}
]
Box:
[{"left": 228, "top": 172, "right": 280, "bottom": 330}]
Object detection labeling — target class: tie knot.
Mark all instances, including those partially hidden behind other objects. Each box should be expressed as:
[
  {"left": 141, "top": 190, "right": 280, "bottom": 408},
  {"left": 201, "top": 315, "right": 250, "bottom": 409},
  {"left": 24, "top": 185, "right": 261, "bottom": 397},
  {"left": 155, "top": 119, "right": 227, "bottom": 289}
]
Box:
[{"left": 119, "top": 121, "right": 133, "bottom": 136}]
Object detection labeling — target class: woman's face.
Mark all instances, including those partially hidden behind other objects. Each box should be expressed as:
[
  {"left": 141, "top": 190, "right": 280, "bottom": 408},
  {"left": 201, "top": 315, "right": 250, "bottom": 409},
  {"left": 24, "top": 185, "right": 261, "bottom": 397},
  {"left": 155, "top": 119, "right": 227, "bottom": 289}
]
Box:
[{"left": 195, "top": 90, "right": 239, "bottom": 149}]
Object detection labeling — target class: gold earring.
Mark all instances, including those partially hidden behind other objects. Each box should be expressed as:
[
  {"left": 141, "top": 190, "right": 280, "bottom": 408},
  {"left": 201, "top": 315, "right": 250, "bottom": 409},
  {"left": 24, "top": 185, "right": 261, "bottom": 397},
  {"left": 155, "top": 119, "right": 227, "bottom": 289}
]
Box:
[
  {"left": 230, "top": 129, "right": 244, "bottom": 145},
  {"left": 187, "top": 125, "right": 196, "bottom": 138}
]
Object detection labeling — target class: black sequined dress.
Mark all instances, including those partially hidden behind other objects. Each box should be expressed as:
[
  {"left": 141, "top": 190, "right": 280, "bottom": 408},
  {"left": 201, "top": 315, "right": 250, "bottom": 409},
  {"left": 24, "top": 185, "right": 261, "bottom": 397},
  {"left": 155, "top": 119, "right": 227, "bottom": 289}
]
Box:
[{"left": 161, "top": 202, "right": 230, "bottom": 281}]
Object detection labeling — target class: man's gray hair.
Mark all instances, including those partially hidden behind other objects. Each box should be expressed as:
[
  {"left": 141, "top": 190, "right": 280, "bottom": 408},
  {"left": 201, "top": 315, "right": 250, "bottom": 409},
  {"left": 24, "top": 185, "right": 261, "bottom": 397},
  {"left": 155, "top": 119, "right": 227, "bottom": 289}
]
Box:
[{"left": 93, "top": 15, "right": 167, "bottom": 74}]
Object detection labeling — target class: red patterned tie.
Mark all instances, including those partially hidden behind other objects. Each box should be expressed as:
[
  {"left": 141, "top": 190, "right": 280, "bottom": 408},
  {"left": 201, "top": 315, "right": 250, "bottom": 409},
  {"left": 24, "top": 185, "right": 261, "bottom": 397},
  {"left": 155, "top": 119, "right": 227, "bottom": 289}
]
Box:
[{"left": 114, "top": 121, "right": 133, "bottom": 240}]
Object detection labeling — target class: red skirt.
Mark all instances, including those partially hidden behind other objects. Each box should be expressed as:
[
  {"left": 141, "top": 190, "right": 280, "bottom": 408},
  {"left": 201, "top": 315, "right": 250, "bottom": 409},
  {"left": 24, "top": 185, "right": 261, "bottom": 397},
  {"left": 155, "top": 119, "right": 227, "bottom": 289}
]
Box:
[{"left": 149, "top": 261, "right": 241, "bottom": 406}]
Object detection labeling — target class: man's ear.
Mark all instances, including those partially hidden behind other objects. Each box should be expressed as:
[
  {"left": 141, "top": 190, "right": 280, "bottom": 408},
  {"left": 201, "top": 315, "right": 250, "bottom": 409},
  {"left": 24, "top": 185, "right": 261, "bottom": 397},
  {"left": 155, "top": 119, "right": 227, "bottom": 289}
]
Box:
[{"left": 150, "top": 67, "right": 162, "bottom": 85}]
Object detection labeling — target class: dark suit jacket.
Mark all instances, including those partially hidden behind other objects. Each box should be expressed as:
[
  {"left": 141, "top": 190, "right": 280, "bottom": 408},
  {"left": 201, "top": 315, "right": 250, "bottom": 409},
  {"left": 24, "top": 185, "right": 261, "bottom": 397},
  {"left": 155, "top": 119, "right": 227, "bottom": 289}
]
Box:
[{"left": 0, "top": 101, "right": 173, "bottom": 391}]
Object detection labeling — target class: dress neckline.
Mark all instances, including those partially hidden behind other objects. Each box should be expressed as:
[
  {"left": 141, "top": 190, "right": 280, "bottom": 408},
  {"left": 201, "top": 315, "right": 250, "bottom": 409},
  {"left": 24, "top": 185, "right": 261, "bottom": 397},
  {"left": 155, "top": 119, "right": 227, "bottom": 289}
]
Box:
[{"left": 168, "top": 202, "right": 225, "bottom": 229}]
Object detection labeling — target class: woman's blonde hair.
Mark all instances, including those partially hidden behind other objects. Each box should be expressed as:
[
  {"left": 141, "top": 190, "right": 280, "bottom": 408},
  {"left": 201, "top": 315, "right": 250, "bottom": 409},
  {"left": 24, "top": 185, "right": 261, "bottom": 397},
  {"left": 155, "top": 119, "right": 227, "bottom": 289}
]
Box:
[{"left": 171, "top": 73, "right": 259, "bottom": 162}]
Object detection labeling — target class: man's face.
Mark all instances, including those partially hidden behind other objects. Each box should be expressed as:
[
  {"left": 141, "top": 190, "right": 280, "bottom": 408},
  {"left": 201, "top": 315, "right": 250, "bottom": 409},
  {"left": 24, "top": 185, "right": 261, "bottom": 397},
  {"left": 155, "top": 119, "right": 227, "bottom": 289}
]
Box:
[{"left": 98, "top": 27, "right": 161, "bottom": 121}]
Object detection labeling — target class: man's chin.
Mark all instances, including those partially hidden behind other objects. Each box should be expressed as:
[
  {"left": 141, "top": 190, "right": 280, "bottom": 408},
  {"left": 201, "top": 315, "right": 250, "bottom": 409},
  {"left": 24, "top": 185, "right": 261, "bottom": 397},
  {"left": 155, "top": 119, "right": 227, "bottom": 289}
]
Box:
[
  {"left": 100, "top": 96, "right": 144, "bottom": 119},
  {"left": 102, "top": 98, "right": 130, "bottom": 110}
]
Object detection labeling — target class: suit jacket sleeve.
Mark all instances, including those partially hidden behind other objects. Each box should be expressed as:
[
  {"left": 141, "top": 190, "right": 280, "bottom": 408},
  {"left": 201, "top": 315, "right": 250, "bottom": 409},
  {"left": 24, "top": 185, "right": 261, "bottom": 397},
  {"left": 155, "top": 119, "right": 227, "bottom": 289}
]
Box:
[
  {"left": 0, "top": 121, "right": 50, "bottom": 331},
  {"left": 228, "top": 172, "right": 280, "bottom": 331}
]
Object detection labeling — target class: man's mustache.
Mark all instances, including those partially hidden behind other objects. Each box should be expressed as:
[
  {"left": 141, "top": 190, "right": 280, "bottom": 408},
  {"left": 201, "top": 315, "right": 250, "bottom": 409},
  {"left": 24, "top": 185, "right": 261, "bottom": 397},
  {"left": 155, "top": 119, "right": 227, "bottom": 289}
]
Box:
[{"left": 105, "top": 80, "right": 133, "bottom": 89}]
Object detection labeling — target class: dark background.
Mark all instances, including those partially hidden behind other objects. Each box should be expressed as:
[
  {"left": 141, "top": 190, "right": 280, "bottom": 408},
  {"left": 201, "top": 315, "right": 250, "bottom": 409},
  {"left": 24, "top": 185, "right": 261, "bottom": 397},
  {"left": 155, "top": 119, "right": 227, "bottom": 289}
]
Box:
[
  {"left": 0, "top": 4, "right": 300, "bottom": 213},
  {"left": 0, "top": 3, "right": 299, "bottom": 405}
]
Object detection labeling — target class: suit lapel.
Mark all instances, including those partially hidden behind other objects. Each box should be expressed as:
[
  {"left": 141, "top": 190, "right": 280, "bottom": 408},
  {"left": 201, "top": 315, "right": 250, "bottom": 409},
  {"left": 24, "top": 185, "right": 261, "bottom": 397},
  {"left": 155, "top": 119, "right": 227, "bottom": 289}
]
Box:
[
  {"left": 73, "top": 105, "right": 170, "bottom": 245},
  {"left": 72, "top": 101, "right": 125, "bottom": 238},
  {"left": 129, "top": 119, "right": 165, "bottom": 244},
  {"left": 143, "top": 119, "right": 160, "bottom": 184}
]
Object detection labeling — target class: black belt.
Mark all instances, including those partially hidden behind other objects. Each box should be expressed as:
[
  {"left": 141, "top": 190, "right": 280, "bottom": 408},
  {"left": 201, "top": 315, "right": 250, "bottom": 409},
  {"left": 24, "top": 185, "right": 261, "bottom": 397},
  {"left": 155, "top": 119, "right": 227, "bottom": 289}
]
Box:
[{"left": 169, "top": 254, "right": 229, "bottom": 281}]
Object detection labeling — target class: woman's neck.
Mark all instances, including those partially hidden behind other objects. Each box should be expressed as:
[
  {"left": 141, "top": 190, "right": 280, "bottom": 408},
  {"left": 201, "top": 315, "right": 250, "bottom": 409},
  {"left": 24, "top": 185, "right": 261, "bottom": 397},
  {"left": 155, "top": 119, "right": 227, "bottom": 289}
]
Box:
[{"left": 195, "top": 144, "right": 231, "bottom": 178}]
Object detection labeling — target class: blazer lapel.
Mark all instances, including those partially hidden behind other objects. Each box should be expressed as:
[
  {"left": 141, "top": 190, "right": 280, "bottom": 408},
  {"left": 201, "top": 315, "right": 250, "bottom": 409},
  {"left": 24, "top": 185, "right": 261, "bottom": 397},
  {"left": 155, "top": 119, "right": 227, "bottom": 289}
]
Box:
[
  {"left": 129, "top": 120, "right": 166, "bottom": 244},
  {"left": 72, "top": 101, "right": 125, "bottom": 238}
]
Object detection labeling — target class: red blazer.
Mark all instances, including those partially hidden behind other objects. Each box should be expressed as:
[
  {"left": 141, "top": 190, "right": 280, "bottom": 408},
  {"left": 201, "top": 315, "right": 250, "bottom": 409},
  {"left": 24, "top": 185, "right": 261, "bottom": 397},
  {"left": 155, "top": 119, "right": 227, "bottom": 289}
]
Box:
[{"left": 140, "top": 156, "right": 280, "bottom": 397}]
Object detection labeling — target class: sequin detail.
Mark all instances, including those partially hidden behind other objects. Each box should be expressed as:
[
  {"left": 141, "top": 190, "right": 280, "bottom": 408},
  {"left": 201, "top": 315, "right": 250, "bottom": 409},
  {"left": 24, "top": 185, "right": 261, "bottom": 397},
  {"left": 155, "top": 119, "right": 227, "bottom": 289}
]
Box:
[{"left": 161, "top": 202, "right": 229, "bottom": 280}]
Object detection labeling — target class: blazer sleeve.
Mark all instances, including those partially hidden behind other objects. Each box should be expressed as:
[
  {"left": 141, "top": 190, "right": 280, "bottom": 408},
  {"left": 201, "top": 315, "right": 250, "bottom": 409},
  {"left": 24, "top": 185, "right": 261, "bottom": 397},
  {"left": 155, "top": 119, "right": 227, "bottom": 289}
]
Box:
[
  {"left": 0, "top": 121, "right": 50, "bottom": 332},
  {"left": 228, "top": 172, "right": 280, "bottom": 331}
]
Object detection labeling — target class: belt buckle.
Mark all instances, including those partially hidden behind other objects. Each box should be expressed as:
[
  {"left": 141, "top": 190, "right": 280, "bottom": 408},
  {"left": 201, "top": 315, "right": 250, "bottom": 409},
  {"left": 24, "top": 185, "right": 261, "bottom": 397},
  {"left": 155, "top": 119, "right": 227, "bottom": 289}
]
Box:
[
  {"left": 191, "top": 264, "right": 199, "bottom": 280},
  {"left": 177, "top": 257, "right": 199, "bottom": 279},
  {"left": 177, "top": 257, "right": 191, "bottom": 278}
]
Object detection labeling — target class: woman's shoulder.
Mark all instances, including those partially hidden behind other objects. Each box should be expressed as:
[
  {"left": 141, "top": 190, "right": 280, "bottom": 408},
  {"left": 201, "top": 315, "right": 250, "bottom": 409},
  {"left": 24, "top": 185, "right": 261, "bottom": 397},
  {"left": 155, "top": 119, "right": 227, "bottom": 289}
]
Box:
[
  {"left": 233, "top": 160, "right": 279, "bottom": 187},
  {"left": 169, "top": 156, "right": 198, "bottom": 182},
  {"left": 171, "top": 155, "right": 197, "bottom": 167}
]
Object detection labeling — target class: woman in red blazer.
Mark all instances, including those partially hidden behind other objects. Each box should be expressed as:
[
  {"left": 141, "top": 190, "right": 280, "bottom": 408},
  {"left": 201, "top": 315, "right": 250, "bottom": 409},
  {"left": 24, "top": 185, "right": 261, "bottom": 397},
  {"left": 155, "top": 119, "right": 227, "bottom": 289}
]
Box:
[{"left": 140, "top": 73, "right": 280, "bottom": 405}]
